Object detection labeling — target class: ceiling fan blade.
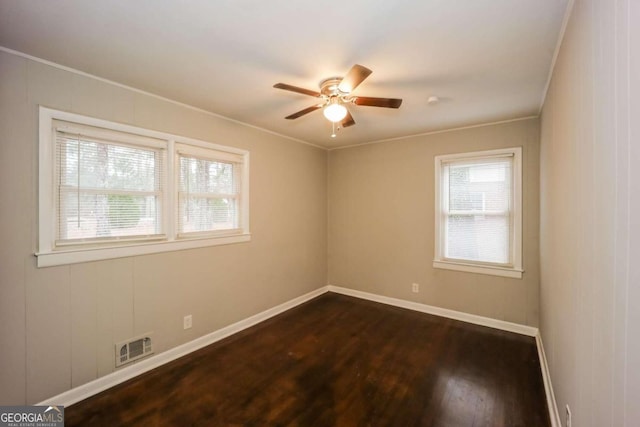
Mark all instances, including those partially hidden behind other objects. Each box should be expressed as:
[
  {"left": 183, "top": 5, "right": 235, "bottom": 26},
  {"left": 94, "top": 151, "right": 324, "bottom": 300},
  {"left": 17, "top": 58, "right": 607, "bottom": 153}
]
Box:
[
  {"left": 285, "top": 104, "right": 323, "bottom": 120},
  {"left": 338, "top": 64, "right": 372, "bottom": 93},
  {"left": 273, "top": 83, "right": 321, "bottom": 97},
  {"left": 353, "top": 96, "right": 403, "bottom": 108},
  {"left": 341, "top": 110, "right": 356, "bottom": 128}
]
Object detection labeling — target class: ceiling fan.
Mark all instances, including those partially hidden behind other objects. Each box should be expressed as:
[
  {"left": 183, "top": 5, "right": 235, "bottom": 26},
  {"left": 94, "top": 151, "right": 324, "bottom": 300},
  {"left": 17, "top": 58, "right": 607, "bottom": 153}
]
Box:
[{"left": 273, "top": 64, "right": 402, "bottom": 133}]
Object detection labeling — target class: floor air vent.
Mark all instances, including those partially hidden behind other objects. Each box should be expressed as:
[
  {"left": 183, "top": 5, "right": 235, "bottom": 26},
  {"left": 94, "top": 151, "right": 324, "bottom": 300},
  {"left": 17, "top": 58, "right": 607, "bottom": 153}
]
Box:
[{"left": 115, "top": 333, "right": 153, "bottom": 367}]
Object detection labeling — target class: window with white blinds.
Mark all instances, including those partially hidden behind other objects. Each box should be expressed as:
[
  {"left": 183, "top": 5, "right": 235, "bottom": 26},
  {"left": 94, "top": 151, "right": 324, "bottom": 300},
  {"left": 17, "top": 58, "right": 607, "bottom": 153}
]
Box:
[
  {"left": 38, "top": 107, "right": 250, "bottom": 267},
  {"left": 434, "top": 147, "right": 522, "bottom": 278},
  {"left": 176, "top": 145, "right": 242, "bottom": 237},
  {"left": 54, "top": 121, "right": 166, "bottom": 245}
]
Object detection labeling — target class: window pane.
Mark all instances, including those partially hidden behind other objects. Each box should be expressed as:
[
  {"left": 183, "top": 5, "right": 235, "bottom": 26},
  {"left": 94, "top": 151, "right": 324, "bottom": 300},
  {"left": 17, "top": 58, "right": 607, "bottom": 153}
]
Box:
[
  {"left": 446, "top": 214, "right": 510, "bottom": 263},
  {"left": 56, "top": 134, "right": 163, "bottom": 242},
  {"left": 179, "top": 197, "right": 237, "bottom": 233},
  {"left": 449, "top": 161, "right": 511, "bottom": 212},
  {"left": 60, "top": 139, "right": 159, "bottom": 191},
  {"left": 178, "top": 156, "right": 239, "bottom": 234},
  {"left": 445, "top": 158, "right": 512, "bottom": 264},
  {"left": 59, "top": 192, "right": 159, "bottom": 240}
]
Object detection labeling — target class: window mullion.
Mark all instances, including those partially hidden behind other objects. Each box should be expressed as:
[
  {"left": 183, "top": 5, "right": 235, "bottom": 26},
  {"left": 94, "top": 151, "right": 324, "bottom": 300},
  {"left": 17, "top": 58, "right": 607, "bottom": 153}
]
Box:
[{"left": 166, "top": 139, "right": 175, "bottom": 242}]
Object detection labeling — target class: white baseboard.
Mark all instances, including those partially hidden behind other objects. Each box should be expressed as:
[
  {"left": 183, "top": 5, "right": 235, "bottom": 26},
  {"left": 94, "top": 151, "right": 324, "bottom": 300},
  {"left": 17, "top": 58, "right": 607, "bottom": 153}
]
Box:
[
  {"left": 536, "top": 332, "right": 561, "bottom": 427},
  {"left": 38, "top": 285, "right": 330, "bottom": 407},
  {"left": 327, "top": 285, "right": 538, "bottom": 336}
]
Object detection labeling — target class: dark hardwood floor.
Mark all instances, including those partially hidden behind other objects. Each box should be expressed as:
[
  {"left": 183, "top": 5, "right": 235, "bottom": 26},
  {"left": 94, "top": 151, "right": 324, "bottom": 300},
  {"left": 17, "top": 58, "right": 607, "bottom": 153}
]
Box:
[{"left": 66, "top": 293, "right": 550, "bottom": 426}]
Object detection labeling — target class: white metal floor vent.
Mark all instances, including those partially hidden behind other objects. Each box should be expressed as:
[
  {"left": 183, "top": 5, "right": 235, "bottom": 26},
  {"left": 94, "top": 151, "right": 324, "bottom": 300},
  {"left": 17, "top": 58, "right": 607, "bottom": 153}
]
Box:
[{"left": 115, "top": 333, "right": 153, "bottom": 367}]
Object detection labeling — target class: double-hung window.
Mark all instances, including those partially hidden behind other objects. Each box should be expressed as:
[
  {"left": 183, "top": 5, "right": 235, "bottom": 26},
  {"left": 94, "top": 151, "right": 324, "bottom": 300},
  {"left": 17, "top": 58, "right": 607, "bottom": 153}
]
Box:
[
  {"left": 176, "top": 145, "right": 243, "bottom": 237},
  {"left": 53, "top": 121, "right": 166, "bottom": 246},
  {"left": 434, "top": 147, "right": 522, "bottom": 278},
  {"left": 38, "top": 107, "right": 250, "bottom": 267}
]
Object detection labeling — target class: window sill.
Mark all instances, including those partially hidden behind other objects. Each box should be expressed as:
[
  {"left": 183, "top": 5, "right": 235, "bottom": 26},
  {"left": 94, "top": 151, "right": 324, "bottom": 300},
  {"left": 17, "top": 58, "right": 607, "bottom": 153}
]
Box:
[
  {"left": 433, "top": 260, "right": 523, "bottom": 279},
  {"left": 36, "top": 233, "right": 251, "bottom": 267}
]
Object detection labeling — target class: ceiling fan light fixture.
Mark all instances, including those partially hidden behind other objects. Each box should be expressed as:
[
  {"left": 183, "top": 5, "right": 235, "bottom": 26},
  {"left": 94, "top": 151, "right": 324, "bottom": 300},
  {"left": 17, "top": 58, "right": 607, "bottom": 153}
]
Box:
[
  {"left": 274, "top": 64, "right": 401, "bottom": 128},
  {"left": 323, "top": 100, "right": 347, "bottom": 123}
]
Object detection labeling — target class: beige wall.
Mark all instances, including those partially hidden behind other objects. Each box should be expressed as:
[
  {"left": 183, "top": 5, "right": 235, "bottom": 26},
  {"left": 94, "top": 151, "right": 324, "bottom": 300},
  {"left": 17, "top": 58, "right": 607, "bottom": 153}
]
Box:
[
  {"left": 0, "top": 50, "right": 327, "bottom": 404},
  {"left": 539, "top": 0, "right": 640, "bottom": 425},
  {"left": 328, "top": 118, "right": 540, "bottom": 326}
]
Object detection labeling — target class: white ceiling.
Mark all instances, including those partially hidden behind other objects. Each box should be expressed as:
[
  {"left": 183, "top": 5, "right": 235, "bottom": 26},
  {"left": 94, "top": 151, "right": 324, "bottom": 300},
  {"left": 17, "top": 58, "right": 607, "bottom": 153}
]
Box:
[{"left": 0, "top": 0, "right": 568, "bottom": 148}]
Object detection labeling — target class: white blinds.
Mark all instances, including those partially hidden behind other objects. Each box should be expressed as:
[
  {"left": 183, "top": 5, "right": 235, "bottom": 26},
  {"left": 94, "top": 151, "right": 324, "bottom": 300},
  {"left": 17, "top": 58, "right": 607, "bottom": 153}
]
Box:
[
  {"left": 54, "top": 123, "right": 165, "bottom": 245},
  {"left": 443, "top": 155, "right": 513, "bottom": 265},
  {"left": 177, "top": 153, "right": 240, "bottom": 236}
]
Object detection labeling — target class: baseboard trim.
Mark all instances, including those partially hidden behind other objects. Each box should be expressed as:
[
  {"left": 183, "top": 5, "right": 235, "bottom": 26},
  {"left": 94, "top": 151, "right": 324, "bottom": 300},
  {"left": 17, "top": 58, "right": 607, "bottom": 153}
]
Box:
[
  {"left": 327, "top": 285, "right": 538, "bottom": 336},
  {"left": 535, "top": 332, "right": 561, "bottom": 427},
  {"left": 38, "top": 285, "right": 330, "bottom": 407}
]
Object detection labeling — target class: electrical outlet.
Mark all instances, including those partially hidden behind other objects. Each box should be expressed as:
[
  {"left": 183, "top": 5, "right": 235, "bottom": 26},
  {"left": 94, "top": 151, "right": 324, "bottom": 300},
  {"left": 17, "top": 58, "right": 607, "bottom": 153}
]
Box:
[
  {"left": 412, "top": 283, "right": 419, "bottom": 293},
  {"left": 183, "top": 315, "right": 192, "bottom": 330},
  {"left": 565, "top": 404, "right": 572, "bottom": 427}
]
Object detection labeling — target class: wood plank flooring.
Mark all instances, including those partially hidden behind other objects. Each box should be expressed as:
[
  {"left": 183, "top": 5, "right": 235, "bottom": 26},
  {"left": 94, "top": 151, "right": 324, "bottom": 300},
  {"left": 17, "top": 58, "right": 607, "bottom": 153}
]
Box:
[{"left": 66, "top": 293, "right": 550, "bottom": 426}]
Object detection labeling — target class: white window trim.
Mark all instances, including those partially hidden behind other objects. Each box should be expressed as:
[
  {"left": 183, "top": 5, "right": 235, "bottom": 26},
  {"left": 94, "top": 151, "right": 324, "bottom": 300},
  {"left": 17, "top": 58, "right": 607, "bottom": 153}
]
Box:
[
  {"left": 37, "top": 106, "right": 250, "bottom": 267},
  {"left": 433, "top": 147, "right": 523, "bottom": 279}
]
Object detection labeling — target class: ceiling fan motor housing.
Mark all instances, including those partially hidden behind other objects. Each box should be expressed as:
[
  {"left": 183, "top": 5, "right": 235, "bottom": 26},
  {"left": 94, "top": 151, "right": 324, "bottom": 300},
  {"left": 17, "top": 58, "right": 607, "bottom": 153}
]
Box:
[{"left": 320, "top": 77, "right": 346, "bottom": 96}]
